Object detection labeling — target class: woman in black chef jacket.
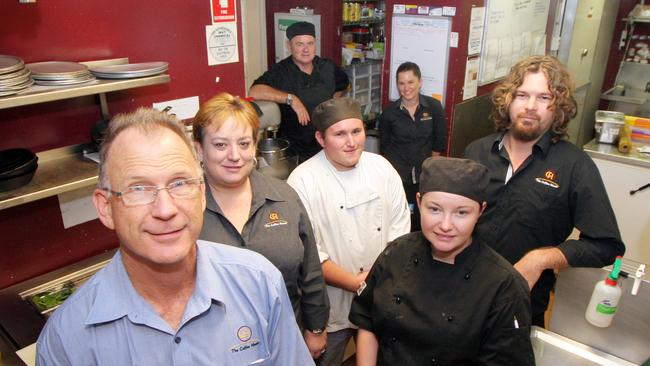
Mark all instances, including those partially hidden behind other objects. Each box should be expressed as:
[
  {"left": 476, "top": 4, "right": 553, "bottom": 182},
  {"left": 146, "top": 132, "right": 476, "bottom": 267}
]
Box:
[{"left": 349, "top": 157, "right": 534, "bottom": 366}]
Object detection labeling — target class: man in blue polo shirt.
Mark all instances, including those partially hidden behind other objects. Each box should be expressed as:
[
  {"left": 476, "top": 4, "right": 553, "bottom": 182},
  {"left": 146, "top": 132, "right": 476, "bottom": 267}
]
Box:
[{"left": 36, "top": 108, "right": 313, "bottom": 365}]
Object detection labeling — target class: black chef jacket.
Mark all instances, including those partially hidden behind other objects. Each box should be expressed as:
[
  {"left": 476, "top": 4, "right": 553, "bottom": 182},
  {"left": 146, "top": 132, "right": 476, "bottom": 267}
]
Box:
[
  {"left": 378, "top": 94, "right": 447, "bottom": 184},
  {"left": 252, "top": 56, "right": 349, "bottom": 160},
  {"left": 464, "top": 131, "right": 625, "bottom": 320},
  {"left": 349, "top": 232, "right": 534, "bottom": 366}
]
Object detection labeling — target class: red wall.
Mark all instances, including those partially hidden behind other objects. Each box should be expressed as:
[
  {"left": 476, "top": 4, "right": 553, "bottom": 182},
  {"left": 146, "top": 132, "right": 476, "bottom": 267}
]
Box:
[{"left": 0, "top": 1, "right": 246, "bottom": 289}]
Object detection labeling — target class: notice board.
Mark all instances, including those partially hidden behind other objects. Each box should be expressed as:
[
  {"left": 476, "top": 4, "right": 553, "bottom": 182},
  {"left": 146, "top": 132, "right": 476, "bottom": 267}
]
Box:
[
  {"left": 478, "top": 0, "right": 550, "bottom": 85},
  {"left": 389, "top": 14, "right": 451, "bottom": 103}
]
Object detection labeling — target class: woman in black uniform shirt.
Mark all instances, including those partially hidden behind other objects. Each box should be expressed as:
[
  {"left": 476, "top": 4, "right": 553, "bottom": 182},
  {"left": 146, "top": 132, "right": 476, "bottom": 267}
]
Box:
[
  {"left": 349, "top": 157, "right": 534, "bottom": 366},
  {"left": 378, "top": 62, "right": 447, "bottom": 231}
]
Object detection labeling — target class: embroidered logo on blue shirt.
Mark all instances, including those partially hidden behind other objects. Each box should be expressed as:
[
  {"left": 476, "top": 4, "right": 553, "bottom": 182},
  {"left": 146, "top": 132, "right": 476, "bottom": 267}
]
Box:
[
  {"left": 264, "top": 211, "right": 288, "bottom": 227},
  {"left": 535, "top": 170, "right": 560, "bottom": 189},
  {"left": 230, "top": 326, "right": 260, "bottom": 353}
]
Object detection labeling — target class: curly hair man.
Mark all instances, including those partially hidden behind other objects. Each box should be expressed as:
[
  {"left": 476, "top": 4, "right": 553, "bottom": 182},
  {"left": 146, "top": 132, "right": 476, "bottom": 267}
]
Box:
[{"left": 464, "top": 55, "right": 624, "bottom": 327}]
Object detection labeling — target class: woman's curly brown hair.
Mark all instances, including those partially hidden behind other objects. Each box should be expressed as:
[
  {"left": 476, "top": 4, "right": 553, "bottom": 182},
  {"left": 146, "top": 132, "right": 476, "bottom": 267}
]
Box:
[{"left": 491, "top": 55, "right": 577, "bottom": 142}]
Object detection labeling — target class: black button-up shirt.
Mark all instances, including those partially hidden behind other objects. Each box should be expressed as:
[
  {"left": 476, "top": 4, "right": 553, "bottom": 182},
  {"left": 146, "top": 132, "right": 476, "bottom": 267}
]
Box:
[
  {"left": 378, "top": 94, "right": 447, "bottom": 183},
  {"left": 253, "top": 56, "right": 349, "bottom": 159},
  {"left": 464, "top": 132, "right": 625, "bottom": 317},
  {"left": 199, "top": 169, "right": 329, "bottom": 331},
  {"left": 349, "top": 233, "right": 534, "bottom": 366}
]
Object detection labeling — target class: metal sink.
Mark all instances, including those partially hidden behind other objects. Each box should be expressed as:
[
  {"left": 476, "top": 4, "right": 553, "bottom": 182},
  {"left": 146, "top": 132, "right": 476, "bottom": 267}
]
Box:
[{"left": 532, "top": 327, "right": 637, "bottom": 366}]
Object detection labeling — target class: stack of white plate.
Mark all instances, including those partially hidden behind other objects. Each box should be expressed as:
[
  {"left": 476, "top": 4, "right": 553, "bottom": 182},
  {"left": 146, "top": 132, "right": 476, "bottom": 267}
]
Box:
[
  {"left": 26, "top": 61, "right": 95, "bottom": 86},
  {"left": 0, "top": 55, "right": 34, "bottom": 97},
  {"left": 89, "top": 61, "right": 168, "bottom": 79}
]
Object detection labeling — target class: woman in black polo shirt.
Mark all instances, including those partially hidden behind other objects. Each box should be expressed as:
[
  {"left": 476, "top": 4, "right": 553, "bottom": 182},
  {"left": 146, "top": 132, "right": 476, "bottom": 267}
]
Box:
[{"left": 378, "top": 62, "right": 447, "bottom": 231}]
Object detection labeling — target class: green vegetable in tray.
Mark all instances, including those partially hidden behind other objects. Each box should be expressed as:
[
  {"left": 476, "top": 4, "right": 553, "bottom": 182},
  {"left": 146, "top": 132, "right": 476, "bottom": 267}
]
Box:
[{"left": 31, "top": 281, "right": 76, "bottom": 312}]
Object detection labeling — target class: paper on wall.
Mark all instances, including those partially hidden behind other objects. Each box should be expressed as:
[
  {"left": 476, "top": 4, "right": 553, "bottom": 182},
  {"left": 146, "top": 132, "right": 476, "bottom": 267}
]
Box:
[
  {"left": 206, "top": 23, "right": 239, "bottom": 66},
  {"left": 463, "top": 57, "right": 480, "bottom": 100},
  {"left": 467, "top": 7, "right": 485, "bottom": 55}
]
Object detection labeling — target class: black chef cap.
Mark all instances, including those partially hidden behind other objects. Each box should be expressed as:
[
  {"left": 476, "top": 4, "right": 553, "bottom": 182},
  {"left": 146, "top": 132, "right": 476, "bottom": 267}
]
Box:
[
  {"left": 286, "top": 21, "right": 316, "bottom": 40},
  {"left": 419, "top": 157, "right": 489, "bottom": 205},
  {"left": 312, "top": 97, "right": 362, "bottom": 134}
]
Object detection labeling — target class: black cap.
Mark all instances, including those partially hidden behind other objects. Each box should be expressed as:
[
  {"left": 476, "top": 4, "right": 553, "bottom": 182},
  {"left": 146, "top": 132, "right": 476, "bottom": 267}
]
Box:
[
  {"left": 419, "top": 157, "right": 489, "bottom": 205},
  {"left": 286, "top": 21, "right": 316, "bottom": 40},
  {"left": 311, "top": 98, "right": 362, "bottom": 133}
]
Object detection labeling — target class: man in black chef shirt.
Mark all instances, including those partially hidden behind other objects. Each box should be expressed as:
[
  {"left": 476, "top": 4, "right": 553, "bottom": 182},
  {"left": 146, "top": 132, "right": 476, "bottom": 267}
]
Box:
[
  {"left": 464, "top": 55, "right": 625, "bottom": 327},
  {"left": 249, "top": 21, "right": 349, "bottom": 162}
]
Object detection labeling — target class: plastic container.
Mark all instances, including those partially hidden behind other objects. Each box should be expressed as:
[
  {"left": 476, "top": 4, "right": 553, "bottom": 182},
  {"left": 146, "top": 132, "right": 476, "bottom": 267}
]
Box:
[
  {"left": 626, "top": 115, "right": 650, "bottom": 144},
  {"left": 585, "top": 256, "right": 623, "bottom": 328},
  {"left": 353, "top": 27, "right": 370, "bottom": 44}
]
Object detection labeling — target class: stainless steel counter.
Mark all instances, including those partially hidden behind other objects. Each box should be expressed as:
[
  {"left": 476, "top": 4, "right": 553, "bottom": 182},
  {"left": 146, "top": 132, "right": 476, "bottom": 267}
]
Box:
[
  {"left": 532, "top": 327, "right": 637, "bottom": 366},
  {"left": 583, "top": 139, "right": 650, "bottom": 169}
]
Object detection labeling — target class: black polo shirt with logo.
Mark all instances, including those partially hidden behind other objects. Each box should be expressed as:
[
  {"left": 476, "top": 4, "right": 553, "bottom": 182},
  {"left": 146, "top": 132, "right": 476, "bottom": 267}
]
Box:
[
  {"left": 199, "top": 169, "right": 328, "bottom": 331},
  {"left": 464, "top": 131, "right": 625, "bottom": 319},
  {"left": 378, "top": 94, "right": 447, "bottom": 184}
]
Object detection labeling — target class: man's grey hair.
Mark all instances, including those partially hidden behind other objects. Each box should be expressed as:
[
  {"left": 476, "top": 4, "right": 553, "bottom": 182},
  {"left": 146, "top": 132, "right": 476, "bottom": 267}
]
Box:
[{"left": 98, "top": 107, "right": 199, "bottom": 189}]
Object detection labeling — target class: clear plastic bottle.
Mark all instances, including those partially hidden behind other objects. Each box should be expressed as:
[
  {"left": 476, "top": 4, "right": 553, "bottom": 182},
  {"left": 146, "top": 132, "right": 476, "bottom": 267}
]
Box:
[
  {"left": 354, "top": 3, "right": 362, "bottom": 22},
  {"left": 343, "top": 2, "right": 350, "bottom": 22},
  {"left": 585, "top": 256, "right": 623, "bottom": 328}
]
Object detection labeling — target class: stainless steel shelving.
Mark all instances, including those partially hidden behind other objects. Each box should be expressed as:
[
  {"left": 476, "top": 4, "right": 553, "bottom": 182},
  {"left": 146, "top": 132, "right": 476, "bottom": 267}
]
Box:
[{"left": 0, "top": 58, "right": 171, "bottom": 210}]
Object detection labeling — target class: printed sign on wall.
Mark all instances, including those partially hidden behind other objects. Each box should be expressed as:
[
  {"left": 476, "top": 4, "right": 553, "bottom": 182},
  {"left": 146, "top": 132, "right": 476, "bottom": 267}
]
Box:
[{"left": 211, "top": 0, "right": 236, "bottom": 23}]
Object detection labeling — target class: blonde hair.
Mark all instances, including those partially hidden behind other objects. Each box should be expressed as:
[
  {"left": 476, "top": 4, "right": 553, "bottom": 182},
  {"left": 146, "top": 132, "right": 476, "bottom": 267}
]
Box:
[
  {"left": 491, "top": 55, "right": 577, "bottom": 142},
  {"left": 192, "top": 93, "right": 260, "bottom": 144}
]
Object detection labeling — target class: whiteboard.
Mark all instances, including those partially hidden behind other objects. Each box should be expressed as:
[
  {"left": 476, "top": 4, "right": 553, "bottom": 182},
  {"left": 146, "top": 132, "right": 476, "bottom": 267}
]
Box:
[
  {"left": 478, "top": 0, "right": 550, "bottom": 85},
  {"left": 389, "top": 14, "right": 451, "bottom": 103}
]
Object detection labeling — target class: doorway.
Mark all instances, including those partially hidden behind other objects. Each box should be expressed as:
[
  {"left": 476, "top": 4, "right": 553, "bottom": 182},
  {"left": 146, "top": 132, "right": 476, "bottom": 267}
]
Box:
[{"left": 241, "top": 0, "right": 268, "bottom": 94}]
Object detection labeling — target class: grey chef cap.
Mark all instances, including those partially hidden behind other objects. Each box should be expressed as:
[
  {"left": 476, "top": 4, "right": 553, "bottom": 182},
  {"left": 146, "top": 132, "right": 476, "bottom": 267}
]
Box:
[
  {"left": 311, "top": 97, "right": 362, "bottom": 133},
  {"left": 286, "top": 21, "right": 316, "bottom": 40},
  {"left": 419, "top": 157, "right": 489, "bottom": 205}
]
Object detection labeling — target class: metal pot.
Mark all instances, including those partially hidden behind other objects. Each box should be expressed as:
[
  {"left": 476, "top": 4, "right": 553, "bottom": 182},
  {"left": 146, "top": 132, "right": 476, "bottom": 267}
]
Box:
[{"left": 257, "top": 138, "right": 290, "bottom": 166}]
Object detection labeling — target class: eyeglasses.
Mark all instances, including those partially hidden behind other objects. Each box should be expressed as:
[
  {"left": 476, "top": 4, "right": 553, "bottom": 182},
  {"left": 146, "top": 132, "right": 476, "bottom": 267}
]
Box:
[{"left": 103, "top": 178, "right": 204, "bottom": 206}]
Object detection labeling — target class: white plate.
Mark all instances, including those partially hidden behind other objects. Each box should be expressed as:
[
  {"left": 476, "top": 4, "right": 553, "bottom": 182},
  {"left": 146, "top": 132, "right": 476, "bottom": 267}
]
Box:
[
  {"left": 91, "top": 68, "right": 168, "bottom": 79},
  {"left": 89, "top": 61, "right": 168, "bottom": 74},
  {"left": 0, "top": 74, "right": 32, "bottom": 87},
  {"left": 0, "top": 67, "right": 29, "bottom": 80},
  {"left": 34, "top": 76, "right": 95, "bottom": 86},
  {"left": 0, "top": 55, "right": 25, "bottom": 75},
  {"left": 26, "top": 61, "right": 89, "bottom": 78}
]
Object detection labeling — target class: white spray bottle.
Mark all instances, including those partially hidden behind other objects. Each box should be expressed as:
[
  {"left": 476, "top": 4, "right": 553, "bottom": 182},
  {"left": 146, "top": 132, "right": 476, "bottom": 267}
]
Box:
[{"left": 585, "top": 256, "right": 623, "bottom": 327}]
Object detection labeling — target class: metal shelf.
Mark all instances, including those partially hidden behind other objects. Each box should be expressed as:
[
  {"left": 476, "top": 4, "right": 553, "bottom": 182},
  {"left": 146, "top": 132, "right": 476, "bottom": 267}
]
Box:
[
  {"left": 0, "top": 61, "right": 170, "bottom": 110},
  {"left": 0, "top": 58, "right": 171, "bottom": 210},
  {"left": 0, "top": 145, "right": 99, "bottom": 210}
]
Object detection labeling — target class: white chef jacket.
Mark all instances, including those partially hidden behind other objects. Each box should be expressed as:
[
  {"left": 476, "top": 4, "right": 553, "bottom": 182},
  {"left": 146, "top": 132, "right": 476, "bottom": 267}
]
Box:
[{"left": 287, "top": 150, "right": 411, "bottom": 332}]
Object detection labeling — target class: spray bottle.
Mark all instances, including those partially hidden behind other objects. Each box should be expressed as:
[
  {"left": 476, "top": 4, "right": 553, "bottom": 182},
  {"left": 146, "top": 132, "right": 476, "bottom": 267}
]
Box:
[{"left": 585, "top": 256, "right": 623, "bottom": 327}]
